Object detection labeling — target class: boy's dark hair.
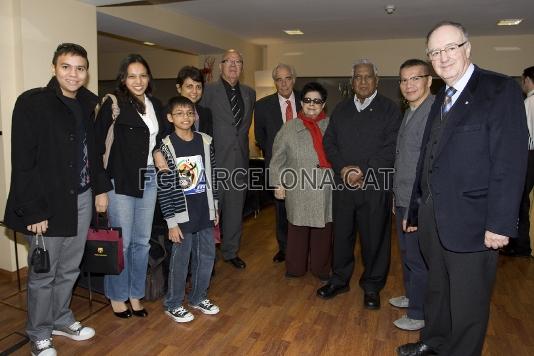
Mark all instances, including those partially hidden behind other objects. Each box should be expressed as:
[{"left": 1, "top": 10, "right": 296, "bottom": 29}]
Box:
[
  {"left": 176, "top": 66, "right": 205, "bottom": 86},
  {"left": 115, "top": 54, "right": 154, "bottom": 115},
  {"left": 167, "top": 96, "right": 195, "bottom": 115},
  {"left": 300, "top": 82, "right": 328, "bottom": 102},
  {"left": 399, "top": 59, "right": 431, "bottom": 74},
  {"left": 52, "top": 43, "right": 89, "bottom": 69},
  {"left": 523, "top": 66, "right": 534, "bottom": 81}
]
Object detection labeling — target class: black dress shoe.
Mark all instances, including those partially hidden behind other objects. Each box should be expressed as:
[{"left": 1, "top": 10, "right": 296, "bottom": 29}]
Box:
[
  {"left": 364, "top": 292, "right": 380, "bottom": 309},
  {"left": 316, "top": 283, "right": 349, "bottom": 299},
  {"left": 132, "top": 308, "right": 148, "bottom": 317},
  {"left": 225, "top": 256, "right": 246, "bottom": 269},
  {"left": 113, "top": 308, "right": 132, "bottom": 319},
  {"left": 396, "top": 341, "right": 437, "bottom": 356},
  {"left": 273, "top": 251, "right": 285, "bottom": 262}
]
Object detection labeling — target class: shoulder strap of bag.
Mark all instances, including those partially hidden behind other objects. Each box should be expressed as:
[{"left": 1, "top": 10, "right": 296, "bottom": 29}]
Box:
[{"left": 94, "top": 94, "right": 120, "bottom": 169}]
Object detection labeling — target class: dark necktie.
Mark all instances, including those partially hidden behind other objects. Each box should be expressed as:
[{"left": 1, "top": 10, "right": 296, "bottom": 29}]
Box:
[
  {"left": 285, "top": 100, "right": 293, "bottom": 121},
  {"left": 231, "top": 87, "right": 241, "bottom": 127},
  {"left": 441, "top": 87, "right": 457, "bottom": 118}
]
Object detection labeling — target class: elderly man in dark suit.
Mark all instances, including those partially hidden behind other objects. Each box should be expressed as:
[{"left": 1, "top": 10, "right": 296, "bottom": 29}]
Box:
[
  {"left": 201, "top": 49, "right": 256, "bottom": 269},
  {"left": 254, "top": 63, "right": 301, "bottom": 263},
  {"left": 397, "top": 21, "right": 528, "bottom": 356}
]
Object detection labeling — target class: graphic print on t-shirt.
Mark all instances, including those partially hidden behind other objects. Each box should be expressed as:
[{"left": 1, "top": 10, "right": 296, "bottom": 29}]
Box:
[{"left": 176, "top": 154, "right": 206, "bottom": 195}]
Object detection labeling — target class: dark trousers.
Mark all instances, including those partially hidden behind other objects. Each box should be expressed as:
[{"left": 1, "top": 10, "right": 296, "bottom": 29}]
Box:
[
  {"left": 395, "top": 207, "right": 427, "bottom": 320},
  {"left": 274, "top": 198, "right": 288, "bottom": 253},
  {"left": 419, "top": 196, "right": 498, "bottom": 356},
  {"left": 286, "top": 222, "right": 332, "bottom": 278},
  {"left": 219, "top": 187, "right": 246, "bottom": 260},
  {"left": 330, "top": 188, "right": 392, "bottom": 293},
  {"left": 514, "top": 150, "right": 534, "bottom": 254}
]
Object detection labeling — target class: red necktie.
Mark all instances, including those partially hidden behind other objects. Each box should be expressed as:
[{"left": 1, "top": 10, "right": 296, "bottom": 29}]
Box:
[{"left": 285, "top": 100, "right": 293, "bottom": 121}]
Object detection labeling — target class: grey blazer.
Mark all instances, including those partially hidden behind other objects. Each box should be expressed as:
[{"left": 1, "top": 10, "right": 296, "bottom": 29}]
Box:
[
  {"left": 200, "top": 78, "right": 256, "bottom": 172},
  {"left": 393, "top": 94, "right": 435, "bottom": 208}
]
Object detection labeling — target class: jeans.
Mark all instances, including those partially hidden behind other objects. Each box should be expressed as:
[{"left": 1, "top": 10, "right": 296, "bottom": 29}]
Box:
[
  {"left": 164, "top": 227, "right": 215, "bottom": 309},
  {"left": 104, "top": 168, "right": 157, "bottom": 301}
]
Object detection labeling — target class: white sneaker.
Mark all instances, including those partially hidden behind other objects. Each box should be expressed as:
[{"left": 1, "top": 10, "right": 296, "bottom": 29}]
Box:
[
  {"left": 166, "top": 306, "right": 194, "bottom": 323},
  {"left": 190, "top": 299, "right": 220, "bottom": 315},
  {"left": 393, "top": 315, "right": 425, "bottom": 331},
  {"left": 52, "top": 321, "right": 95, "bottom": 341},
  {"left": 31, "top": 338, "right": 57, "bottom": 356},
  {"left": 389, "top": 295, "right": 409, "bottom": 308}
]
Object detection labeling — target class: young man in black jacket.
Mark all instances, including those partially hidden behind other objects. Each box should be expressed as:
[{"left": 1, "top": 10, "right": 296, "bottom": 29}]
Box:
[{"left": 4, "top": 43, "right": 107, "bottom": 356}]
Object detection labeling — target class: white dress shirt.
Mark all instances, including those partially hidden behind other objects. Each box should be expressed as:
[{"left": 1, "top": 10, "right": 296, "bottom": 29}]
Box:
[
  {"left": 278, "top": 92, "right": 297, "bottom": 123},
  {"left": 353, "top": 90, "right": 377, "bottom": 112}
]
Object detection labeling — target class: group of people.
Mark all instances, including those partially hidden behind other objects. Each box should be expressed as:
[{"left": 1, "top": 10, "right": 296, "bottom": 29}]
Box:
[{"left": 3, "top": 19, "right": 532, "bottom": 356}]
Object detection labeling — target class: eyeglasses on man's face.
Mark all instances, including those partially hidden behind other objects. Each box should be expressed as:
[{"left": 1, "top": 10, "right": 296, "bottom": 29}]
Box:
[
  {"left": 221, "top": 59, "right": 243, "bottom": 66},
  {"left": 427, "top": 41, "right": 468, "bottom": 61},
  {"left": 302, "top": 97, "right": 324, "bottom": 105},
  {"left": 399, "top": 75, "right": 430, "bottom": 85}
]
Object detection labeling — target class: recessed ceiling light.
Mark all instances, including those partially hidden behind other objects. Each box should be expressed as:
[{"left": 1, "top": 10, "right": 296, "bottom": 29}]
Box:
[
  {"left": 143, "top": 41, "right": 156, "bottom": 46},
  {"left": 284, "top": 29, "right": 304, "bottom": 35},
  {"left": 497, "top": 19, "right": 523, "bottom": 26}
]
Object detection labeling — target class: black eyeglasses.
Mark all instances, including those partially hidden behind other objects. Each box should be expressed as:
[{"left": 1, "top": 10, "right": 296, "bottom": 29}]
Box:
[
  {"left": 398, "top": 75, "right": 430, "bottom": 85},
  {"left": 302, "top": 97, "right": 324, "bottom": 104},
  {"left": 427, "top": 41, "right": 468, "bottom": 61},
  {"left": 221, "top": 59, "right": 243, "bottom": 66}
]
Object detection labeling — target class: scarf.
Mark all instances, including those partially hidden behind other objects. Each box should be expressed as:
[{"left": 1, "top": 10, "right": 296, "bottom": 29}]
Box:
[{"left": 297, "top": 111, "right": 331, "bottom": 168}]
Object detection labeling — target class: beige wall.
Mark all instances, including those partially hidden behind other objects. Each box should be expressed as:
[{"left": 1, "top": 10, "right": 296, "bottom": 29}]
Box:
[
  {"left": 265, "top": 34, "right": 534, "bottom": 77},
  {"left": 0, "top": 0, "right": 98, "bottom": 272},
  {"left": 98, "top": 6, "right": 264, "bottom": 86},
  {"left": 98, "top": 48, "right": 199, "bottom": 80}
]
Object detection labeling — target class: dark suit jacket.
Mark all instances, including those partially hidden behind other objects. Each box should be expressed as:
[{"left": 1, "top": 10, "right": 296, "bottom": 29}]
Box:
[
  {"left": 200, "top": 78, "right": 256, "bottom": 172},
  {"left": 196, "top": 104, "right": 213, "bottom": 137},
  {"left": 254, "top": 91, "right": 301, "bottom": 166},
  {"left": 407, "top": 65, "right": 528, "bottom": 252}
]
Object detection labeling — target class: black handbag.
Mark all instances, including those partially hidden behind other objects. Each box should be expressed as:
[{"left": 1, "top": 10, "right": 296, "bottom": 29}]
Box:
[{"left": 31, "top": 234, "right": 50, "bottom": 273}]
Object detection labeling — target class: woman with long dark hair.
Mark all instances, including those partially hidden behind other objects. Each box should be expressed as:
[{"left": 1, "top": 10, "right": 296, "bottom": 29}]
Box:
[{"left": 95, "top": 54, "right": 167, "bottom": 318}]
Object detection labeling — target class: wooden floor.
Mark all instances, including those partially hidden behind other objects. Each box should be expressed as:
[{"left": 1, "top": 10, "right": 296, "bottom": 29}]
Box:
[{"left": 1, "top": 205, "right": 534, "bottom": 355}]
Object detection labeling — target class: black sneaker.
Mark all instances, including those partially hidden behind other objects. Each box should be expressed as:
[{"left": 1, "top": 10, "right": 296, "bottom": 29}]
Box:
[
  {"left": 165, "top": 306, "right": 194, "bottom": 323},
  {"left": 190, "top": 299, "right": 220, "bottom": 315},
  {"left": 31, "top": 338, "right": 56, "bottom": 356}
]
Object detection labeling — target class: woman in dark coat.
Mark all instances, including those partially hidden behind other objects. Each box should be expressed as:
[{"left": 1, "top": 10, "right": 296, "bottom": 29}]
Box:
[{"left": 94, "top": 54, "right": 167, "bottom": 318}]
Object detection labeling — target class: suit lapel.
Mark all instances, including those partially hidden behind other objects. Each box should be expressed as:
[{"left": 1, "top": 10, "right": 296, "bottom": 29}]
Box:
[
  {"left": 215, "top": 80, "right": 234, "bottom": 124},
  {"left": 269, "top": 93, "right": 284, "bottom": 127},
  {"left": 434, "top": 67, "right": 480, "bottom": 159}
]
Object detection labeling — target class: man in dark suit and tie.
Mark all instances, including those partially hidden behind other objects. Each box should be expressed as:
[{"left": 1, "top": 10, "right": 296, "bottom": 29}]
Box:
[
  {"left": 397, "top": 21, "right": 528, "bottom": 356},
  {"left": 254, "top": 63, "right": 301, "bottom": 263},
  {"left": 201, "top": 49, "right": 256, "bottom": 269}
]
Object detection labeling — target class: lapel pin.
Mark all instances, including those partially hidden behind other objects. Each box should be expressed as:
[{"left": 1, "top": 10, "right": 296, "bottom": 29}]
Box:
[{"left": 465, "top": 101, "right": 469, "bottom": 105}]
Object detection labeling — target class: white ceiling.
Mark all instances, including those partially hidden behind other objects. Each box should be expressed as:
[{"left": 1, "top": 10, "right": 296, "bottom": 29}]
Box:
[{"left": 82, "top": 0, "right": 534, "bottom": 52}]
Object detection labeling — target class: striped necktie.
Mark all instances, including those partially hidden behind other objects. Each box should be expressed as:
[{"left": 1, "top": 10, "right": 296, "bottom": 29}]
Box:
[
  {"left": 441, "top": 87, "right": 457, "bottom": 118},
  {"left": 230, "top": 87, "right": 241, "bottom": 127}
]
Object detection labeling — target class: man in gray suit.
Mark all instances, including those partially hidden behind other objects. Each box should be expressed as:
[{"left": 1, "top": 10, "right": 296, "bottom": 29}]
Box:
[
  {"left": 201, "top": 49, "right": 256, "bottom": 269},
  {"left": 390, "top": 59, "right": 434, "bottom": 331}
]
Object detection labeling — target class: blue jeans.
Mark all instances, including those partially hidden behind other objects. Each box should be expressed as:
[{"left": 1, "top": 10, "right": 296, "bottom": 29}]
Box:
[
  {"left": 164, "top": 227, "right": 215, "bottom": 309},
  {"left": 104, "top": 168, "right": 157, "bottom": 301}
]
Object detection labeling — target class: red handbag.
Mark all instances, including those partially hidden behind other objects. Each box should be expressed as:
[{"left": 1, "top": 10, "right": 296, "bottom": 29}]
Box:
[{"left": 82, "top": 215, "right": 124, "bottom": 275}]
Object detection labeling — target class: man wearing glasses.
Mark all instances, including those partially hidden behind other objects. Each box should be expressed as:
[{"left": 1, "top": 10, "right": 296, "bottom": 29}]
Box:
[
  {"left": 397, "top": 21, "right": 527, "bottom": 356},
  {"left": 318, "top": 60, "right": 401, "bottom": 309},
  {"left": 201, "top": 49, "right": 256, "bottom": 269},
  {"left": 390, "top": 59, "right": 434, "bottom": 331}
]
